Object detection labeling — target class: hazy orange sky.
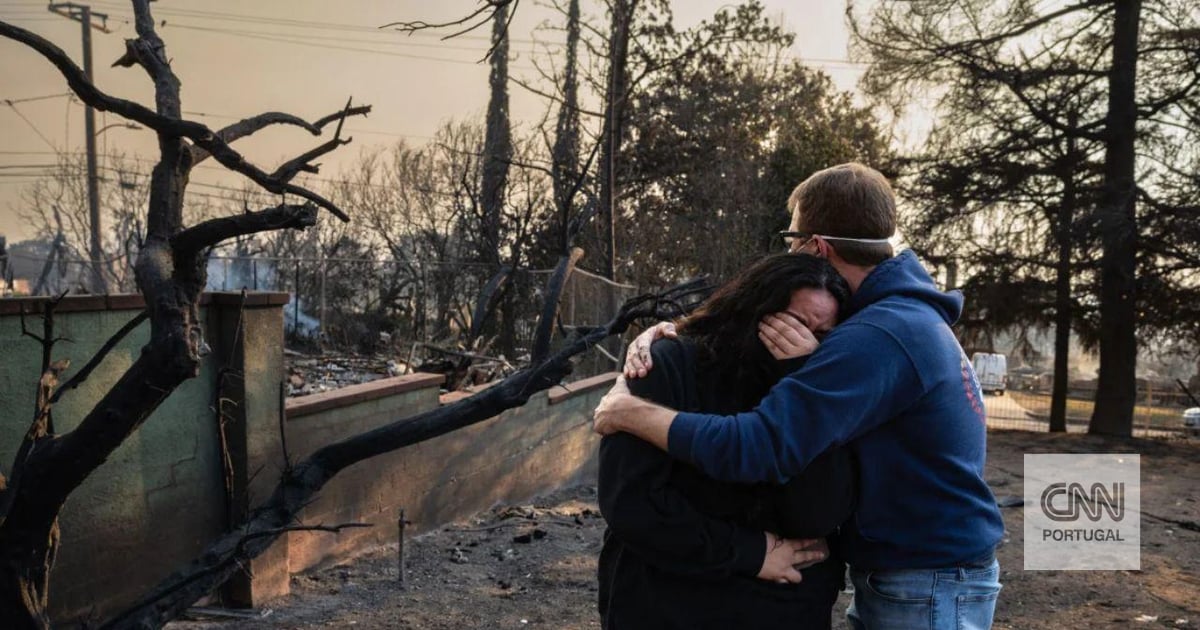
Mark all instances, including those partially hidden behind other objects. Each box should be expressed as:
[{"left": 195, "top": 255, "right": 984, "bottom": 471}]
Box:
[{"left": 0, "top": 1, "right": 868, "bottom": 243}]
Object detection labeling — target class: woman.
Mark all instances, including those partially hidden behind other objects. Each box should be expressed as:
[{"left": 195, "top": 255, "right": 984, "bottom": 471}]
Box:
[{"left": 597, "top": 254, "right": 855, "bottom": 630}]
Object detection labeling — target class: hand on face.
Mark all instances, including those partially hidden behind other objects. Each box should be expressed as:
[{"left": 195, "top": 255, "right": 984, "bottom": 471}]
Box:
[
  {"left": 758, "top": 313, "right": 820, "bottom": 360},
  {"left": 758, "top": 287, "right": 838, "bottom": 360}
]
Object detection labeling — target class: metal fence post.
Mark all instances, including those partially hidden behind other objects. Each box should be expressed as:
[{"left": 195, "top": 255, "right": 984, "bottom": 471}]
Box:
[
  {"left": 319, "top": 252, "right": 327, "bottom": 337},
  {"left": 293, "top": 258, "right": 300, "bottom": 336}
]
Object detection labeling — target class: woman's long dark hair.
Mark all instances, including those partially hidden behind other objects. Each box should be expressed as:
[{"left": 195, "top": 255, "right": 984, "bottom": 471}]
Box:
[{"left": 677, "top": 254, "right": 850, "bottom": 406}]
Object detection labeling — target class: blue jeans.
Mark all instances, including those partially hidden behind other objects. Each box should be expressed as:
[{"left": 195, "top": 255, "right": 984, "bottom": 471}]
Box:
[{"left": 846, "top": 560, "right": 1001, "bottom": 630}]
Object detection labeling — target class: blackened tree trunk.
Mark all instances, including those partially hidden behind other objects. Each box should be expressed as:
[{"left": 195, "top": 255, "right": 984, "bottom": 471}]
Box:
[
  {"left": 1049, "top": 112, "right": 1081, "bottom": 433},
  {"left": 481, "top": 3, "right": 515, "bottom": 356},
  {"left": 552, "top": 0, "right": 582, "bottom": 252},
  {"left": 1091, "top": 0, "right": 1141, "bottom": 437},
  {"left": 597, "top": 0, "right": 636, "bottom": 280},
  {"left": 1049, "top": 190, "right": 1075, "bottom": 432},
  {"left": 0, "top": 1, "right": 365, "bottom": 624}
]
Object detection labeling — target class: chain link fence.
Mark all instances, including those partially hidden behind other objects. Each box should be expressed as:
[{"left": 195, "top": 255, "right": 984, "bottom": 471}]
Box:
[{"left": 983, "top": 384, "right": 1197, "bottom": 438}]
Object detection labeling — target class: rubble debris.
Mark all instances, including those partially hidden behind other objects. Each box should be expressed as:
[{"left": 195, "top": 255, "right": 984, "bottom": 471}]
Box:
[{"left": 285, "top": 352, "right": 413, "bottom": 397}]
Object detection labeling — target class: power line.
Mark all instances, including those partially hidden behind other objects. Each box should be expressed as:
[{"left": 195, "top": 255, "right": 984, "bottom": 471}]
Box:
[
  {"left": 75, "top": 5, "right": 863, "bottom": 69},
  {"left": 6, "top": 4, "right": 868, "bottom": 67},
  {"left": 156, "top": 22, "right": 538, "bottom": 70},
  {"left": 0, "top": 154, "right": 441, "bottom": 197},
  {"left": 158, "top": 22, "right": 539, "bottom": 55},
  {"left": 1, "top": 92, "right": 72, "bottom": 105},
  {"left": 3, "top": 101, "right": 59, "bottom": 151},
  {"left": 84, "top": 1, "right": 540, "bottom": 44}
]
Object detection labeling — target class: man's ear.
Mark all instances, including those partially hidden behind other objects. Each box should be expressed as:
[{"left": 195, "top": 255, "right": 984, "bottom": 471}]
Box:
[{"left": 813, "top": 235, "right": 832, "bottom": 259}]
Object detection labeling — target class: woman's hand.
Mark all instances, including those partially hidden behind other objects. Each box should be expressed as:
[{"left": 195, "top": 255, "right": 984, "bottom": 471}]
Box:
[
  {"left": 758, "top": 313, "right": 819, "bottom": 360},
  {"left": 623, "top": 322, "right": 677, "bottom": 378},
  {"left": 757, "top": 532, "right": 829, "bottom": 584}
]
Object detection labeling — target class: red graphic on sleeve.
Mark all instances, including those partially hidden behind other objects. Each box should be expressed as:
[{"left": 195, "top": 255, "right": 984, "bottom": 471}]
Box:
[{"left": 961, "top": 354, "right": 986, "bottom": 423}]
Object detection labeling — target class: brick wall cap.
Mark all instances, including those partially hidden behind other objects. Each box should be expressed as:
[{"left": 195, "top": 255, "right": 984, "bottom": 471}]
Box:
[{"left": 287, "top": 372, "right": 445, "bottom": 419}]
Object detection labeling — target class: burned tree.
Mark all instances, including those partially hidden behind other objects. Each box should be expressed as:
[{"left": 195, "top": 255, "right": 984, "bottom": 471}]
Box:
[
  {"left": 0, "top": 1, "right": 369, "bottom": 626},
  {"left": 0, "top": 3, "right": 700, "bottom": 626}
]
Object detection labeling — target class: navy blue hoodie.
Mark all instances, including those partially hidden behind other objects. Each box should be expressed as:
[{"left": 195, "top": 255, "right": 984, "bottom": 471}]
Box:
[{"left": 667, "top": 250, "right": 1004, "bottom": 570}]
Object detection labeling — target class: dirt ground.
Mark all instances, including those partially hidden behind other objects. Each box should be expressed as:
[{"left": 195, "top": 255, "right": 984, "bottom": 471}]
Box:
[{"left": 170, "top": 430, "right": 1200, "bottom": 630}]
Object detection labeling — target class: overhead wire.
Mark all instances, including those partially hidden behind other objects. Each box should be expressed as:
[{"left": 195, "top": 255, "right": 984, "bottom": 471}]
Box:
[
  {"left": 2, "top": 3, "right": 870, "bottom": 196},
  {"left": 65, "top": 4, "right": 865, "bottom": 69},
  {"left": 153, "top": 22, "right": 539, "bottom": 70},
  {"left": 83, "top": 1, "right": 541, "bottom": 44},
  {"left": 4, "top": 100, "right": 60, "bottom": 151},
  {"left": 1, "top": 92, "right": 71, "bottom": 105}
]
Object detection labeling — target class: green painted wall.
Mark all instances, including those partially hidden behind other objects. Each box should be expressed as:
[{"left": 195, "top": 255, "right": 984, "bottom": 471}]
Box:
[{"left": 0, "top": 299, "right": 274, "bottom": 623}]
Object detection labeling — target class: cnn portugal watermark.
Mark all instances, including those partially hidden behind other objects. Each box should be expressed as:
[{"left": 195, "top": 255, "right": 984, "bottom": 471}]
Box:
[{"left": 1024, "top": 454, "right": 1140, "bottom": 570}]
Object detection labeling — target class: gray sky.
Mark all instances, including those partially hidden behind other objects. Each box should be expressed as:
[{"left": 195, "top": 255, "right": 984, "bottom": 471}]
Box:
[{"left": 0, "top": 1, "right": 866, "bottom": 242}]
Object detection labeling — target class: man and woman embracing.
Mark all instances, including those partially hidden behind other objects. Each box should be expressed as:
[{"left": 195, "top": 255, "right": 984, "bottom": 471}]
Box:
[{"left": 593, "top": 163, "right": 1005, "bottom": 630}]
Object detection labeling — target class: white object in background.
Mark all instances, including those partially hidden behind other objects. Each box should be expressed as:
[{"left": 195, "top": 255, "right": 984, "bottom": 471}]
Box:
[{"left": 972, "top": 352, "right": 1008, "bottom": 396}]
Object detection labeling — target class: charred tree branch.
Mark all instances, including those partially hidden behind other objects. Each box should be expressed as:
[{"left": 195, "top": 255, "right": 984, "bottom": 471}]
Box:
[
  {"left": 104, "top": 280, "right": 708, "bottom": 629},
  {"left": 49, "top": 310, "right": 149, "bottom": 406},
  {"left": 0, "top": 19, "right": 353, "bottom": 222},
  {"left": 171, "top": 204, "right": 319, "bottom": 260},
  {"left": 190, "top": 105, "right": 371, "bottom": 165}
]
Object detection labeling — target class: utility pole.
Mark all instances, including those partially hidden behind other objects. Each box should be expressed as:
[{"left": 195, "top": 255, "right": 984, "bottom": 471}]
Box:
[{"left": 48, "top": 2, "right": 110, "bottom": 294}]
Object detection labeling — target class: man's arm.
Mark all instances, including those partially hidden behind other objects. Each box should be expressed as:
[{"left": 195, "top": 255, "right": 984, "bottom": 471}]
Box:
[
  {"left": 600, "top": 431, "right": 769, "bottom": 580},
  {"left": 600, "top": 341, "right": 821, "bottom": 582},
  {"left": 593, "top": 377, "right": 674, "bottom": 448},
  {"left": 596, "top": 323, "right": 925, "bottom": 484}
]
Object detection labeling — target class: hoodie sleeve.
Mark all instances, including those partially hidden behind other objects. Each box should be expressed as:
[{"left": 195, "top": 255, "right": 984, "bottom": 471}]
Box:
[
  {"left": 598, "top": 340, "right": 766, "bottom": 579},
  {"left": 666, "top": 322, "right": 926, "bottom": 484}
]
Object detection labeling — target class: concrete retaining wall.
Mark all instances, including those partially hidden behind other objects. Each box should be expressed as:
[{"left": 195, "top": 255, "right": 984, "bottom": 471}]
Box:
[
  {"left": 0, "top": 293, "right": 615, "bottom": 623},
  {"left": 0, "top": 293, "right": 286, "bottom": 624},
  {"left": 269, "top": 372, "right": 614, "bottom": 600}
]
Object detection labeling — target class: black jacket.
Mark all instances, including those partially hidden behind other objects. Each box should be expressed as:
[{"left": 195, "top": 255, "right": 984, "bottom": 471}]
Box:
[{"left": 597, "top": 338, "right": 856, "bottom": 630}]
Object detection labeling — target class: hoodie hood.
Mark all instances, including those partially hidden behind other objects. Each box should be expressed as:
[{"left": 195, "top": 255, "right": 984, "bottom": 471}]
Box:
[{"left": 844, "top": 249, "right": 963, "bottom": 325}]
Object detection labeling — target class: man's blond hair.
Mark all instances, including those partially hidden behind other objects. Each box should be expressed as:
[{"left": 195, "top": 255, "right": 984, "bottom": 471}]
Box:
[{"left": 788, "top": 163, "right": 896, "bottom": 266}]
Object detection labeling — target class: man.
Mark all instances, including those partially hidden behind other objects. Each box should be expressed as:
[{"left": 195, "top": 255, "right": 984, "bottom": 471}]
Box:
[{"left": 594, "top": 163, "right": 1004, "bottom": 629}]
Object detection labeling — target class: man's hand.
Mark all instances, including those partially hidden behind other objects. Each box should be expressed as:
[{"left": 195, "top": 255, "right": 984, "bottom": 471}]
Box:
[
  {"left": 593, "top": 375, "right": 633, "bottom": 436},
  {"left": 593, "top": 376, "right": 676, "bottom": 450},
  {"left": 758, "top": 312, "right": 819, "bottom": 360},
  {"left": 757, "top": 533, "right": 830, "bottom": 584},
  {"left": 623, "top": 322, "right": 677, "bottom": 378}
]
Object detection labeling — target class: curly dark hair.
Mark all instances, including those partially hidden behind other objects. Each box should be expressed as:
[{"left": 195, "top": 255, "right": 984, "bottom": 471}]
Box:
[{"left": 676, "top": 254, "right": 850, "bottom": 406}]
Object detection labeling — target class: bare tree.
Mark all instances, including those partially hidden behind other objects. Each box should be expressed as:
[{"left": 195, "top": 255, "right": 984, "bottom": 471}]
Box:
[
  {"left": 0, "top": 2, "right": 369, "bottom": 625},
  {"left": 852, "top": 0, "right": 1200, "bottom": 436}
]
